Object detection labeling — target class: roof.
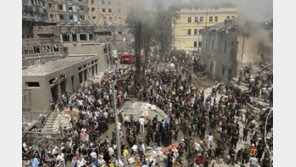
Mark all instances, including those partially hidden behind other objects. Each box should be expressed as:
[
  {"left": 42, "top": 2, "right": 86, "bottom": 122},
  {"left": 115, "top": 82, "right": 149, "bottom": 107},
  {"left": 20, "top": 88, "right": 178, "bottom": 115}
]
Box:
[
  {"left": 22, "top": 55, "right": 95, "bottom": 76},
  {"left": 202, "top": 17, "right": 239, "bottom": 32}
]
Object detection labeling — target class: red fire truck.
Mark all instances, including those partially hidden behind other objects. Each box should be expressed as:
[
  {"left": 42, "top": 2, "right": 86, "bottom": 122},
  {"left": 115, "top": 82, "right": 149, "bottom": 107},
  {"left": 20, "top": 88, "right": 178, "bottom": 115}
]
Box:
[
  {"left": 120, "top": 53, "right": 132, "bottom": 64},
  {"left": 120, "top": 53, "right": 144, "bottom": 64}
]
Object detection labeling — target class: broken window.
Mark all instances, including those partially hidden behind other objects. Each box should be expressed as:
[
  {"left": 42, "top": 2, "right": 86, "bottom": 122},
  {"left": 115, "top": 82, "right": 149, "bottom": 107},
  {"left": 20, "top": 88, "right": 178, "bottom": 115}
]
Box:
[
  {"left": 80, "top": 34, "right": 87, "bottom": 41},
  {"left": 60, "top": 74, "right": 66, "bottom": 80},
  {"left": 59, "top": 15, "right": 64, "bottom": 20},
  {"left": 33, "top": 46, "right": 40, "bottom": 54},
  {"left": 80, "top": 15, "right": 85, "bottom": 20},
  {"left": 49, "top": 78, "right": 56, "bottom": 84},
  {"left": 58, "top": 4, "right": 63, "bottom": 10},
  {"left": 69, "top": 15, "right": 73, "bottom": 21},
  {"left": 62, "top": 34, "right": 70, "bottom": 42},
  {"left": 79, "top": 6, "right": 84, "bottom": 11},
  {"left": 72, "top": 34, "right": 77, "bottom": 41},
  {"left": 209, "top": 16, "right": 213, "bottom": 23},
  {"left": 215, "top": 16, "right": 218, "bottom": 22},
  {"left": 24, "top": 49, "right": 29, "bottom": 55},
  {"left": 200, "top": 17, "right": 204, "bottom": 22},
  {"left": 194, "top": 41, "right": 197, "bottom": 47},
  {"left": 26, "top": 82, "right": 40, "bottom": 87},
  {"left": 188, "top": 29, "right": 191, "bottom": 35},
  {"left": 68, "top": 6, "right": 73, "bottom": 11},
  {"left": 46, "top": 46, "right": 52, "bottom": 53},
  {"left": 188, "top": 17, "right": 191, "bottom": 23},
  {"left": 89, "top": 34, "right": 94, "bottom": 40},
  {"left": 195, "top": 17, "right": 198, "bottom": 23}
]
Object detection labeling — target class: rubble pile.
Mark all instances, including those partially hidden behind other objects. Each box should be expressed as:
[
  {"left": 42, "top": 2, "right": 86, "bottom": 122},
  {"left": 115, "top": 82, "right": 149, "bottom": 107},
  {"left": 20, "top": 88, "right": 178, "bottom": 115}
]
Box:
[{"left": 51, "top": 113, "right": 72, "bottom": 132}]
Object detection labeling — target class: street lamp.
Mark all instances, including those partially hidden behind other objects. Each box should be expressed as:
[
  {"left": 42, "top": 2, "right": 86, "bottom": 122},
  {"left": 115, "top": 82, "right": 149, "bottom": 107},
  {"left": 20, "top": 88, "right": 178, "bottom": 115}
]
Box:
[{"left": 109, "top": 69, "right": 132, "bottom": 165}]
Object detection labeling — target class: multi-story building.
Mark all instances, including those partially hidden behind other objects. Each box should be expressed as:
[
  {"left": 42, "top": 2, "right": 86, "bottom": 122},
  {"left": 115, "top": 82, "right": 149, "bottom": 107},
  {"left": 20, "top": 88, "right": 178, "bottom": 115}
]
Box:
[
  {"left": 88, "top": 0, "right": 135, "bottom": 26},
  {"left": 22, "top": 0, "right": 55, "bottom": 38},
  {"left": 173, "top": 2, "right": 238, "bottom": 53},
  {"left": 22, "top": 0, "right": 48, "bottom": 22},
  {"left": 22, "top": 24, "right": 133, "bottom": 67},
  {"left": 47, "top": 0, "right": 90, "bottom": 25},
  {"left": 200, "top": 18, "right": 273, "bottom": 82}
]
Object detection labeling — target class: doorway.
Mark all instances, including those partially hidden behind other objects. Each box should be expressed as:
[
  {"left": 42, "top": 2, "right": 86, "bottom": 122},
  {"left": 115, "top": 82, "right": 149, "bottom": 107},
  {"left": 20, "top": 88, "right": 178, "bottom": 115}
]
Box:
[
  {"left": 71, "top": 76, "right": 75, "bottom": 93},
  {"left": 60, "top": 80, "right": 67, "bottom": 95},
  {"left": 51, "top": 84, "right": 59, "bottom": 103}
]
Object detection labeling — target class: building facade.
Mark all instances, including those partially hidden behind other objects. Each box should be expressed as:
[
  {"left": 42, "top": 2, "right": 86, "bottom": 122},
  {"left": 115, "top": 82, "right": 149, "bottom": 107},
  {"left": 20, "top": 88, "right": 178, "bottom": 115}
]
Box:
[
  {"left": 173, "top": 3, "right": 238, "bottom": 53},
  {"left": 200, "top": 18, "right": 273, "bottom": 82},
  {"left": 22, "top": 25, "right": 133, "bottom": 67},
  {"left": 23, "top": 45, "right": 111, "bottom": 120},
  {"left": 22, "top": 0, "right": 55, "bottom": 39},
  {"left": 88, "top": 0, "right": 135, "bottom": 26},
  {"left": 47, "top": 0, "right": 90, "bottom": 25}
]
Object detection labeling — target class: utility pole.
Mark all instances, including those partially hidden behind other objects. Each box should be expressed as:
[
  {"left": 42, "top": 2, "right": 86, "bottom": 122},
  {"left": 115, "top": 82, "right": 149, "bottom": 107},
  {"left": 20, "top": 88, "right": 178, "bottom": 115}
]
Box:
[{"left": 111, "top": 79, "right": 121, "bottom": 163}]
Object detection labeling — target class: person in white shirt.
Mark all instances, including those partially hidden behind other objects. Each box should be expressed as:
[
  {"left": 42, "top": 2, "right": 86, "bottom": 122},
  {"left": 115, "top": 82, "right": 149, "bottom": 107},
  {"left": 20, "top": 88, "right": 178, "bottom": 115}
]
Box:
[
  {"left": 132, "top": 144, "right": 138, "bottom": 154},
  {"left": 90, "top": 151, "right": 97, "bottom": 159},
  {"left": 139, "top": 117, "right": 145, "bottom": 133},
  {"left": 56, "top": 152, "right": 66, "bottom": 167},
  {"left": 140, "top": 143, "right": 146, "bottom": 155},
  {"left": 98, "top": 155, "right": 106, "bottom": 166},
  {"left": 207, "top": 133, "right": 214, "bottom": 148},
  {"left": 194, "top": 141, "right": 201, "bottom": 152},
  {"left": 250, "top": 156, "right": 258, "bottom": 167},
  {"left": 108, "top": 147, "right": 114, "bottom": 156},
  {"left": 77, "top": 157, "right": 86, "bottom": 167}
]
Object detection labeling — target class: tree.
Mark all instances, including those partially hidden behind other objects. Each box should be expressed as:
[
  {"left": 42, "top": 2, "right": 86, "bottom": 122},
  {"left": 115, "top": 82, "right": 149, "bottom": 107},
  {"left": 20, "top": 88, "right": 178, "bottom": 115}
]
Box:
[{"left": 152, "top": 0, "right": 180, "bottom": 57}]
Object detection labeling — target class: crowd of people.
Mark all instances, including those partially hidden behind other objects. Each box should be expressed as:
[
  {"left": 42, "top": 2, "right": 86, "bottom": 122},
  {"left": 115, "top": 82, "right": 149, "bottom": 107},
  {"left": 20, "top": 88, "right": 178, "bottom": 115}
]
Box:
[{"left": 22, "top": 54, "right": 273, "bottom": 167}]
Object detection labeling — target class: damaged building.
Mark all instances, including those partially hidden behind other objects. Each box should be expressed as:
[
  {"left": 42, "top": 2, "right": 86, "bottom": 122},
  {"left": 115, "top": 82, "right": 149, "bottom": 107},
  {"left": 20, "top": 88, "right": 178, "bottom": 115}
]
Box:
[
  {"left": 22, "top": 25, "right": 134, "bottom": 67},
  {"left": 23, "top": 43, "right": 111, "bottom": 122},
  {"left": 200, "top": 18, "right": 273, "bottom": 82}
]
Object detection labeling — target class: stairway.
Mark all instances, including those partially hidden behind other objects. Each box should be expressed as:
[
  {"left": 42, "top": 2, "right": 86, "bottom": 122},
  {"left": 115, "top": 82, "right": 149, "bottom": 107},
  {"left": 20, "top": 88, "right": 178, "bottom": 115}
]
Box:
[{"left": 41, "top": 111, "right": 57, "bottom": 132}]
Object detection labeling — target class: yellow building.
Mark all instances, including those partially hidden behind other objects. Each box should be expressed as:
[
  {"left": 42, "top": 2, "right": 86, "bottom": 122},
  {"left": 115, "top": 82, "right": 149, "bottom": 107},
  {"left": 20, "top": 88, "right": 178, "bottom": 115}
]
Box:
[{"left": 173, "top": 5, "right": 238, "bottom": 53}]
